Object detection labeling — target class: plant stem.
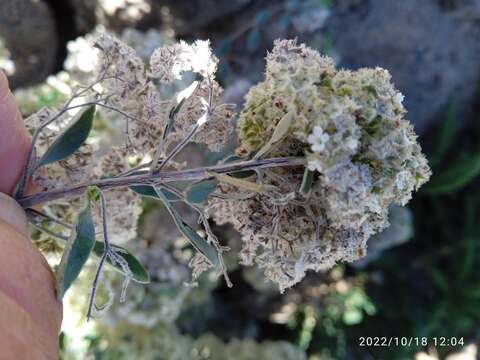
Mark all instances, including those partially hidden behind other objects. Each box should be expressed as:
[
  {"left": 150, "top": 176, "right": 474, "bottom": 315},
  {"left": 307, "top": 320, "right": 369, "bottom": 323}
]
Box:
[
  {"left": 87, "top": 191, "right": 110, "bottom": 321},
  {"left": 18, "top": 157, "right": 305, "bottom": 208},
  {"left": 155, "top": 123, "right": 200, "bottom": 173}
]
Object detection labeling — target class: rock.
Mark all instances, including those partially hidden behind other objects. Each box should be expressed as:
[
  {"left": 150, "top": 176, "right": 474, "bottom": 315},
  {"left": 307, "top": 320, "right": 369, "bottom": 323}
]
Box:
[
  {"left": 67, "top": 0, "right": 98, "bottom": 34},
  {"left": 321, "top": 0, "right": 480, "bottom": 134},
  {"left": 0, "top": 0, "right": 59, "bottom": 88},
  {"left": 153, "top": 0, "right": 251, "bottom": 35},
  {"left": 353, "top": 206, "right": 414, "bottom": 269}
]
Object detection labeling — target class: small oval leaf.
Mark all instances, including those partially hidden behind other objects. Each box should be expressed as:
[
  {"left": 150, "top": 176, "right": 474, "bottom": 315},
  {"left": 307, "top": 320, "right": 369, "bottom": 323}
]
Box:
[
  {"left": 56, "top": 201, "right": 96, "bottom": 299},
  {"left": 154, "top": 188, "right": 219, "bottom": 266},
  {"left": 185, "top": 179, "right": 218, "bottom": 204},
  {"left": 222, "top": 155, "right": 255, "bottom": 178},
  {"left": 37, "top": 105, "right": 95, "bottom": 168},
  {"left": 254, "top": 112, "right": 293, "bottom": 159},
  {"left": 130, "top": 184, "right": 182, "bottom": 201},
  {"left": 300, "top": 168, "right": 314, "bottom": 195},
  {"left": 93, "top": 242, "right": 150, "bottom": 284},
  {"left": 206, "top": 171, "right": 276, "bottom": 193}
]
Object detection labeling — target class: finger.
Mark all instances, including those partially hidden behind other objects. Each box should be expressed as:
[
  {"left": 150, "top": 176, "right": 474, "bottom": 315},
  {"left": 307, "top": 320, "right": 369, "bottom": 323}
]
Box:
[
  {"left": 0, "top": 192, "right": 28, "bottom": 235},
  {"left": 0, "top": 71, "right": 31, "bottom": 194},
  {"left": 0, "top": 217, "right": 62, "bottom": 358}
]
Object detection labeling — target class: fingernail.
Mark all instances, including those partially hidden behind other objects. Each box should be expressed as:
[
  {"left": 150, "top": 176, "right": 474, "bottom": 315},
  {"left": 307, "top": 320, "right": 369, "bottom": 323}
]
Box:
[
  {"left": 0, "top": 193, "right": 28, "bottom": 236},
  {"left": 0, "top": 71, "right": 10, "bottom": 101}
]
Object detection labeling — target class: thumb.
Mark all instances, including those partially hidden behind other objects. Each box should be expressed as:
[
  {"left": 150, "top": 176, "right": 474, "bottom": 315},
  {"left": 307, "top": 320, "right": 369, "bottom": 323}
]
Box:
[
  {"left": 0, "top": 193, "right": 62, "bottom": 358},
  {"left": 0, "top": 74, "right": 62, "bottom": 358},
  {"left": 0, "top": 71, "right": 31, "bottom": 195},
  {"left": 0, "top": 192, "right": 28, "bottom": 235}
]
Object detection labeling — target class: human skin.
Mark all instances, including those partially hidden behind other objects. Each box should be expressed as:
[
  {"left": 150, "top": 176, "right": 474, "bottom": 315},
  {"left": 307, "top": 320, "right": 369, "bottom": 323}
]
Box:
[{"left": 0, "top": 71, "right": 62, "bottom": 359}]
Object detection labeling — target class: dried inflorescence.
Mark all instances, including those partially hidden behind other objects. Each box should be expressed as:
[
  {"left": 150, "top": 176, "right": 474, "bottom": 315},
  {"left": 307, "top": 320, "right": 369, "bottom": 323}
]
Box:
[
  {"left": 27, "top": 31, "right": 234, "bottom": 248},
  {"left": 209, "top": 39, "right": 431, "bottom": 291},
  {"left": 24, "top": 33, "right": 429, "bottom": 297}
]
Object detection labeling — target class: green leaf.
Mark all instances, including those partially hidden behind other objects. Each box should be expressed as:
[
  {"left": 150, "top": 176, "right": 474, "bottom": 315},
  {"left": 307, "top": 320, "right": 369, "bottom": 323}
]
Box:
[
  {"left": 56, "top": 200, "right": 96, "bottom": 299},
  {"left": 430, "top": 268, "right": 449, "bottom": 293},
  {"left": 254, "top": 112, "right": 293, "bottom": 159},
  {"left": 37, "top": 105, "right": 95, "bottom": 168},
  {"left": 460, "top": 198, "right": 476, "bottom": 281},
  {"left": 429, "top": 104, "right": 456, "bottom": 168},
  {"left": 163, "top": 98, "right": 186, "bottom": 142},
  {"left": 206, "top": 171, "right": 276, "bottom": 193},
  {"left": 161, "top": 81, "right": 197, "bottom": 142},
  {"left": 222, "top": 155, "right": 255, "bottom": 178},
  {"left": 154, "top": 188, "right": 219, "bottom": 266},
  {"left": 299, "top": 168, "right": 314, "bottom": 195},
  {"left": 93, "top": 242, "right": 150, "bottom": 284},
  {"left": 424, "top": 151, "right": 480, "bottom": 195},
  {"left": 86, "top": 186, "right": 101, "bottom": 203},
  {"left": 130, "top": 184, "right": 182, "bottom": 201},
  {"left": 185, "top": 179, "right": 218, "bottom": 204}
]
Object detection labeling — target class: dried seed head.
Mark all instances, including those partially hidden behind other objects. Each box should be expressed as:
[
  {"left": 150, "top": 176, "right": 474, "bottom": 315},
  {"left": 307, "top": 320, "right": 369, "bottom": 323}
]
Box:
[{"left": 211, "top": 39, "right": 431, "bottom": 291}]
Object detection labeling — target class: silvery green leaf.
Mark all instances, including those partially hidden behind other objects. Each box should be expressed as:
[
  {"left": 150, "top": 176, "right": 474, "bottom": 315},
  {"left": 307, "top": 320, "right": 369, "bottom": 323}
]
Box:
[
  {"left": 222, "top": 155, "right": 255, "bottom": 178},
  {"left": 154, "top": 188, "right": 219, "bottom": 266},
  {"left": 37, "top": 105, "right": 95, "bottom": 168},
  {"left": 163, "top": 98, "right": 185, "bottom": 142},
  {"left": 185, "top": 179, "right": 218, "bottom": 204},
  {"left": 254, "top": 112, "right": 293, "bottom": 159},
  {"left": 424, "top": 151, "right": 480, "bottom": 195},
  {"left": 206, "top": 171, "right": 276, "bottom": 193},
  {"left": 300, "top": 168, "right": 314, "bottom": 195},
  {"left": 162, "top": 81, "right": 198, "bottom": 143},
  {"left": 130, "top": 184, "right": 182, "bottom": 201},
  {"left": 86, "top": 186, "right": 101, "bottom": 203},
  {"left": 93, "top": 242, "right": 150, "bottom": 284},
  {"left": 56, "top": 198, "right": 95, "bottom": 299}
]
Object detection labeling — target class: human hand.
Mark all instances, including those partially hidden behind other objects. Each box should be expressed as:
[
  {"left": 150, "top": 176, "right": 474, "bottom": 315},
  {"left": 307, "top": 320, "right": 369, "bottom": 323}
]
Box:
[{"left": 0, "top": 71, "right": 62, "bottom": 359}]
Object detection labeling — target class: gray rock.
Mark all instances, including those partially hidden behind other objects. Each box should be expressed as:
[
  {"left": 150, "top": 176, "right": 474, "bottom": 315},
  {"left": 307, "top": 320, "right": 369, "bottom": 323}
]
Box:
[
  {"left": 353, "top": 205, "right": 414, "bottom": 269},
  {"left": 321, "top": 0, "right": 480, "bottom": 134},
  {"left": 0, "top": 0, "right": 59, "bottom": 88},
  {"left": 154, "top": 0, "right": 251, "bottom": 35}
]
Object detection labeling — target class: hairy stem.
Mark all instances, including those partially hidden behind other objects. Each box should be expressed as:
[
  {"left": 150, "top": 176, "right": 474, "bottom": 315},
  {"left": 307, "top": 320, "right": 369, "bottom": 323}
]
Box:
[
  {"left": 87, "top": 191, "right": 110, "bottom": 321},
  {"left": 15, "top": 63, "right": 113, "bottom": 198},
  {"left": 18, "top": 157, "right": 305, "bottom": 208}
]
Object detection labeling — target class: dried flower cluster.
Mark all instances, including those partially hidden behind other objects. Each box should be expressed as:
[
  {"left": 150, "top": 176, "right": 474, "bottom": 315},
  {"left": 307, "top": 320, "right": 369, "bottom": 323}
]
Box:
[
  {"left": 27, "top": 31, "right": 234, "bottom": 246},
  {"left": 209, "top": 39, "right": 431, "bottom": 291},
  {"left": 20, "top": 33, "right": 430, "bottom": 301}
]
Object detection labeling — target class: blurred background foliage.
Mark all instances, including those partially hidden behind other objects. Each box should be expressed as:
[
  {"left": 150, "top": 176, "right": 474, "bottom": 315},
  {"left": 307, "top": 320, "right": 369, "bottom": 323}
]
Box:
[{"left": 1, "top": 0, "right": 480, "bottom": 359}]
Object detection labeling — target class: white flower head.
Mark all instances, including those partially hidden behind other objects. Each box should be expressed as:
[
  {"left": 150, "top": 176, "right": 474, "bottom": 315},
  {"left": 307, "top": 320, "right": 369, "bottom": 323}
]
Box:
[
  {"left": 149, "top": 40, "right": 218, "bottom": 83},
  {"left": 186, "top": 40, "right": 218, "bottom": 78},
  {"left": 307, "top": 126, "right": 330, "bottom": 153},
  {"left": 393, "top": 91, "right": 405, "bottom": 110}
]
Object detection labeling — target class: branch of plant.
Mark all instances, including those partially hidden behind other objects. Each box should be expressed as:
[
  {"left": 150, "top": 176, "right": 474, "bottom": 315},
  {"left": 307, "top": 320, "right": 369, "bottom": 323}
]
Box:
[
  {"left": 160, "top": 183, "right": 232, "bottom": 287},
  {"left": 15, "top": 63, "right": 114, "bottom": 198},
  {"left": 86, "top": 190, "right": 122, "bottom": 321},
  {"left": 18, "top": 157, "right": 305, "bottom": 208},
  {"left": 155, "top": 123, "right": 201, "bottom": 173}
]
